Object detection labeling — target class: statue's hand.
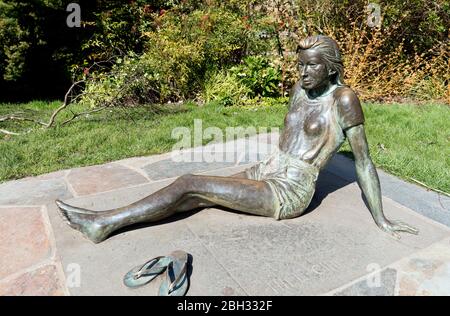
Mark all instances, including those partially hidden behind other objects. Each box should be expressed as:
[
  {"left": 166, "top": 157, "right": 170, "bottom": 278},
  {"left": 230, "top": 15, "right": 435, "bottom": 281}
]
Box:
[{"left": 377, "top": 219, "right": 419, "bottom": 239}]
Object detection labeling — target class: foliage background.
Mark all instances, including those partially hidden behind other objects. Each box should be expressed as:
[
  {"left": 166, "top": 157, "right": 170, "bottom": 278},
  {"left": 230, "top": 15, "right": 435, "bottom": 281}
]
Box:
[{"left": 0, "top": 0, "right": 448, "bottom": 104}]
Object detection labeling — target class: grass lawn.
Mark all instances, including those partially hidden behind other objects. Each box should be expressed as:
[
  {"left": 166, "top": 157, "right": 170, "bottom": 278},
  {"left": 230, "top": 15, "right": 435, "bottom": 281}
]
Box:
[
  {"left": 342, "top": 102, "right": 449, "bottom": 194},
  {"left": 0, "top": 100, "right": 449, "bottom": 193}
]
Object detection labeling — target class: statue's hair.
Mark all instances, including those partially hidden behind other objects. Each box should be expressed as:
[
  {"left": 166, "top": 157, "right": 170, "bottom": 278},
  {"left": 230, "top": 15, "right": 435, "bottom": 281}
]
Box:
[{"left": 297, "top": 35, "right": 345, "bottom": 86}]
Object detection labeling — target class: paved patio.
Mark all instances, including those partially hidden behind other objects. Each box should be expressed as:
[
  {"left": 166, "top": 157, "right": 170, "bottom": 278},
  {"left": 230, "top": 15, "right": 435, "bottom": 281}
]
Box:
[{"left": 1, "top": 132, "right": 449, "bottom": 296}]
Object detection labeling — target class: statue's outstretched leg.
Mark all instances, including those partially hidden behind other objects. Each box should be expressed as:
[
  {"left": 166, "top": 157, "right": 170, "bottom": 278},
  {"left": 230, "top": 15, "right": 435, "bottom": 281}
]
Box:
[{"left": 56, "top": 172, "right": 277, "bottom": 243}]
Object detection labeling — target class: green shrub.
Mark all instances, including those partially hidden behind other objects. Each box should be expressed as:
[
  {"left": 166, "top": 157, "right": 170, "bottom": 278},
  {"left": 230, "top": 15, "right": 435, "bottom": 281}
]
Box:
[
  {"left": 202, "top": 71, "right": 250, "bottom": 107},
  {"left": 81, "top": 6, "right": 254, "bottom": 106},
  {"left": 81, "top": 0, "right": 149, "bottom": 63},
  {"left": 81, "top": 41, "right": 204, "bottom": 107},
  {"left": 230, "top": 56, "right": 282, "bottom": 98}
]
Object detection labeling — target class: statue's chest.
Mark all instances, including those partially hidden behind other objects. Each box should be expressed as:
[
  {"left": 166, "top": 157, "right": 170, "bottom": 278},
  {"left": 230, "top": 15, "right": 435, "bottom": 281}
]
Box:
[{"left": 285, "top": 98, "right": 331, "bottom": 137}]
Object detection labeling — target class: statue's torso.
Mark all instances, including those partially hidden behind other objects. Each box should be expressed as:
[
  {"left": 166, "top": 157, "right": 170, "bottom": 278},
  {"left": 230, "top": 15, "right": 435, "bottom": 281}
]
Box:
[{"left": 279, "top": 84, "right": 346, "bottom": 170}]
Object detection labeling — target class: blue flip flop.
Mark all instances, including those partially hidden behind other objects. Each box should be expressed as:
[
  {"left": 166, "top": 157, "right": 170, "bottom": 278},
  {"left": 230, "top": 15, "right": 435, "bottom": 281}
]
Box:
[
  {"left": 158, "top": 250, "right": 189, "bottom": 296},
  {"left": 123, "top": 256, "right": 172, "bottom": 288}
]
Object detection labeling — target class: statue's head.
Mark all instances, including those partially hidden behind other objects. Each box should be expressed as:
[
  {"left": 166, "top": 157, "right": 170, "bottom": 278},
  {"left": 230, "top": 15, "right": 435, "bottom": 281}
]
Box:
[{"left": 297, "top": 35, "right": 344, "bottom": 90}]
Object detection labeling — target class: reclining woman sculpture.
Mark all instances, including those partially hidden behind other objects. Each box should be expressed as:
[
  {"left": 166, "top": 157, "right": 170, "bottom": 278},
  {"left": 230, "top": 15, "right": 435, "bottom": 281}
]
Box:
[{"left": 56, "top": 35, "right": 418, "bottom": 243}]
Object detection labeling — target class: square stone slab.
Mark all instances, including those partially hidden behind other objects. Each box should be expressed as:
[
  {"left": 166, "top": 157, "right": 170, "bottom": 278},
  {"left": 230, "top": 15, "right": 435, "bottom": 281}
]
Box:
[
  {"left": 0, "top": 264, "right": 66, "bottom": 296},
  {"left": 46, "top": 171, "right": 450, "bottom": 296},
  {"left": 394, "top": 237, "right": 450, "bottom": 295},
  {"left": 0, "top": 177, "right": 72, "bottom": 206},
  {"left": 332, "top": 268, "right": 398, "bottom": 296},
  {"left": 67, "top": 163, "right": 149, "bottom": 196},
  {"left": 0, "top": 207, "right": 52, "bottom": 280},
  {"left": 330, "top": 237, "right": 450, "bottom": 296}
]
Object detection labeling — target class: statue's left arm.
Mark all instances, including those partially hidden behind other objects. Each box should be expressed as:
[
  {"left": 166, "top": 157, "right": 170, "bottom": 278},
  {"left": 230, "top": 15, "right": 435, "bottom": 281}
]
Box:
[
  {"left": 337, "top": 88, "right": 419, "bottom": 238},
  {"left": 345, "top": 124, "right": 419, "bottom": 238}
]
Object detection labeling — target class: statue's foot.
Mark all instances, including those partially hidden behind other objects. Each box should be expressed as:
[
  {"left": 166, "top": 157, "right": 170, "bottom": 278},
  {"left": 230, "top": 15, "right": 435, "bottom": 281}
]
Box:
[{"left": 55, "top": 199, "right": 111, "bottom": 243}]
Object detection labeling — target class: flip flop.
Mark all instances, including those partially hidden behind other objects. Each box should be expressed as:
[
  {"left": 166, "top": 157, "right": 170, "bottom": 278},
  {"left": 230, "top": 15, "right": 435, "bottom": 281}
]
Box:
[
  {"left": 123, "top": 256, "right": 172, "bottom": 288},
  {"left": 158, "top": 250, "right": 189, "bottom": 296}
]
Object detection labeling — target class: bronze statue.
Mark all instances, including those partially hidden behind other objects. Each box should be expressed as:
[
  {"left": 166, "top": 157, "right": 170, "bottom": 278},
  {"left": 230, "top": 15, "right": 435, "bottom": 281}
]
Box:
[{"left": 56, "top": 35, "right": 419, "bottom": 243}]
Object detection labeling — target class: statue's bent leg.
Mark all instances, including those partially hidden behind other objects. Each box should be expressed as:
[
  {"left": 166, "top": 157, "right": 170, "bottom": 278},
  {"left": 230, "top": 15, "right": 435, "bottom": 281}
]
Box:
[
  {"left": 56, "top": 171, "right": 277, "bottom": 243},
  {"left": 168, "top": 170, "right": 248, "bottom": 213}
]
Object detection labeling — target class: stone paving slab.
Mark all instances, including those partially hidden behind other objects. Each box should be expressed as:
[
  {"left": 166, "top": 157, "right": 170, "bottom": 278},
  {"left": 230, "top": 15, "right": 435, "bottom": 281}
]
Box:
[
  {"left": 0, "top": 177, "right": 72, "bottom": 206},
  {"left": 394, "top": 237, "right": 450, "bottom": 295},
  {"left": 332, "top": 268, "right": 398, "bottom": 296},
  {"left": 0, "top": 207, "right": 52, "bottom": 280},
  {"left": 330, "top": 237, "right": 450, "bottom": 296},
  {"left": 67, "top": 163, "right": 149, "bottom": 196},
  {"left": 46, "top": 169, "right": 450, "bottom": 296},
  {"left": 0, "top": 264, "right": 66, "bottom": 296}
]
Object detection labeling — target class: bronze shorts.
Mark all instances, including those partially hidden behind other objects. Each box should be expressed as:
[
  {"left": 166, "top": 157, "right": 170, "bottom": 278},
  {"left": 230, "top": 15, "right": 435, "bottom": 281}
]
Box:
[{"left": 245, "top": 148, "right": 319, "bottom": 220}]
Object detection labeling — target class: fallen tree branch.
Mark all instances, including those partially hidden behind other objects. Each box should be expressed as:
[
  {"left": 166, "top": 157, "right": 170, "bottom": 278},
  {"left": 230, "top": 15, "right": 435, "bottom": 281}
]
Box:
[
  {"left": 0, "top": 112, "right": 25, "bottom": 122},
  {"left": 61, "top": 106, "right": 107, "bottom": 126},
  {"left": 44, "top": 79, "right": 85, "bottom": 128},
  {"left": 0, "top": 55, "right": 126, "bottom": 135},
  {"left": 0, "top": 114, "right": 47, "bottom": 126},
  {"left": 0, "top": 128, "right": 21, "bottom": 135},
  {"left": 44, "top": 56, "right": 124, "bottom": 128}
]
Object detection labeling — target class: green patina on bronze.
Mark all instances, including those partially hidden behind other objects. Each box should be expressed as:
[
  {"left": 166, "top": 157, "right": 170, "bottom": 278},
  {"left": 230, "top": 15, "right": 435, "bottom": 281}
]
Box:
[{"left": 56, "top": 35, "right": 418, "bottom": 244}]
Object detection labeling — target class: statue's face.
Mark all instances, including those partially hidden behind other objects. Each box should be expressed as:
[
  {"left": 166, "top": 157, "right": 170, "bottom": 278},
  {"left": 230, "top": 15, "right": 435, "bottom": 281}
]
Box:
[{"left": 298, "top": 49, "right": 330, "bottom": 90}]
